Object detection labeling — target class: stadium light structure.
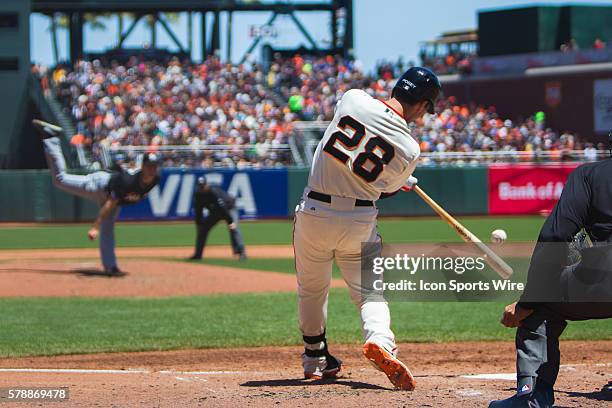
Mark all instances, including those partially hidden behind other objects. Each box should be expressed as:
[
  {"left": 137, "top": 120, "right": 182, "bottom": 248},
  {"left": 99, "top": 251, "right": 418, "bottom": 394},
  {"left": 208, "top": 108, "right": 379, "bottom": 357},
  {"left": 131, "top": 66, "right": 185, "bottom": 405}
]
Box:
[{"left": 31, "top": 0, "right": 354, "bottom": 64}]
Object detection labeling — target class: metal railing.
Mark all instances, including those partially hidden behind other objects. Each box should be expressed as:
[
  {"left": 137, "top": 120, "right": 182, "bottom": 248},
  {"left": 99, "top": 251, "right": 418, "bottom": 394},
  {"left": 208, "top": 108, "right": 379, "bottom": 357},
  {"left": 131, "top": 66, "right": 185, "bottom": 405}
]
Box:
[
  {"left": 418, "top": 150, "right": 607, "bottom": 165},
  {"left": 290, "top": 121, "right": 607, "bottom": 166},
  {"left": 100, "top": 143, "right": 294, "bottom": 168}
]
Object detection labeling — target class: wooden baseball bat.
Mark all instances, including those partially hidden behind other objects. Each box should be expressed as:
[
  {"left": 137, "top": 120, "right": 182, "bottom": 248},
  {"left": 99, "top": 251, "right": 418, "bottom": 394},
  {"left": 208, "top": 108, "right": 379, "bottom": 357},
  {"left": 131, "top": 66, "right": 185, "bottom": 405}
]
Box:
[{"left": 413, "top": 185, "right": 513, "bottom": 279}]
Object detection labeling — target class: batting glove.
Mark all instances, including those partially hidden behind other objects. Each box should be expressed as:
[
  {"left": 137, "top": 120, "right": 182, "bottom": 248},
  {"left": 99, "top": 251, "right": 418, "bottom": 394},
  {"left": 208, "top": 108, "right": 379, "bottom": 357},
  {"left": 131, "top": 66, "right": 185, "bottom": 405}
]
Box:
[{"left": 401, "top": 176, "right": 418, "bottom": 192}]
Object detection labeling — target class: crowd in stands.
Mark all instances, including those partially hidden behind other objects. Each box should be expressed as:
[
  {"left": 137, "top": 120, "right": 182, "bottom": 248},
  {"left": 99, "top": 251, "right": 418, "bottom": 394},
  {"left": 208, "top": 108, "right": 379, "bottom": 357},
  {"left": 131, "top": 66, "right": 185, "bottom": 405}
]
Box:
[
  {"left": 411, "top": 96, "right": 594, "bottom": 165},
  {"left": 50, "top": 56, "right": 294, "bottom": 168},
  {"left": 419, "top": 52, "right": 474, "bottom": 75},
  {"left": 42, "top": 53, "right": 590, "bottom": 168}
]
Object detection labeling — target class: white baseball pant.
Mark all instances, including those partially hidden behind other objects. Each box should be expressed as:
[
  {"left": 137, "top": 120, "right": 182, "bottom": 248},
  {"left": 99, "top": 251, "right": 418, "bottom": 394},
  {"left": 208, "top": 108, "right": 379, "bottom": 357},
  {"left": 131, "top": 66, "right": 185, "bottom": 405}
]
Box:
[{"left": 293, "top": 189, "right": 396, "bottom": 352}]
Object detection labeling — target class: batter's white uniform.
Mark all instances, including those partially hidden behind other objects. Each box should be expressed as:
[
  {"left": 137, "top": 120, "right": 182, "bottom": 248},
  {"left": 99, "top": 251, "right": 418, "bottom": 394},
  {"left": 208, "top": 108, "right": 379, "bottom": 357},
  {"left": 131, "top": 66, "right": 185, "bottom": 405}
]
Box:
[{"left": 294, "top": 89, "right": 420, "bottom": 353}]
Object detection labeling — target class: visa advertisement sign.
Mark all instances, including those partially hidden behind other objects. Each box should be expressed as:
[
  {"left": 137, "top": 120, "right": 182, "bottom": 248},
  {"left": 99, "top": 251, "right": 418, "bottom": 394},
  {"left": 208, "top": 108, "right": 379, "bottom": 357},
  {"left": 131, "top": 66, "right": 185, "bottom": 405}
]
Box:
[{"left": 119, "top": 168, "right": 288, "bottom": 220}]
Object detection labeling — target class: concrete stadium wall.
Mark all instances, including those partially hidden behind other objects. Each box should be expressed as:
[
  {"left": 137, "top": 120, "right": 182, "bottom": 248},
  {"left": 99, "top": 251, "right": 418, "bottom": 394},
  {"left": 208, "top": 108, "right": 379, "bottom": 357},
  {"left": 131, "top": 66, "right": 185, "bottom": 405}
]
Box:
[{"left": 442, "top": 68, "right": 612, "bottom": 141}]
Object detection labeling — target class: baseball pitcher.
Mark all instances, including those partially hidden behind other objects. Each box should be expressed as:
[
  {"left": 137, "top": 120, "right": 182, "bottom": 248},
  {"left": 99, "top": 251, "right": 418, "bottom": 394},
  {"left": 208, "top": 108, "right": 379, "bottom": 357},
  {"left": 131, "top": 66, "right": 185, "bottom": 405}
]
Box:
[
  {"left": 34, "top": 119, "right": 160, "bottom": 276},
  {"left": 293, "top": 67, "right": 441, "bottom": 389}
]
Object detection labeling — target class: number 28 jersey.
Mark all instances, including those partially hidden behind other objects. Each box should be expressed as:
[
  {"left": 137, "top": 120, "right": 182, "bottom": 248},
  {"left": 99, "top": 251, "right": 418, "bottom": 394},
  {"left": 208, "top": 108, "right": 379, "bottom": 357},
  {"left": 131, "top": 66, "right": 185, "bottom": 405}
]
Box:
[{"left": 308, "top": 89, "right": 421, "bottom": 201}]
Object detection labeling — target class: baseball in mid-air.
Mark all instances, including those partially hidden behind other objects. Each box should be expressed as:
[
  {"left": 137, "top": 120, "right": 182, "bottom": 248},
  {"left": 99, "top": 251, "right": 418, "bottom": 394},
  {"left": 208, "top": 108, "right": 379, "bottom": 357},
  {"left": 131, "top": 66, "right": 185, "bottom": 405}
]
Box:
[{"left": 491, "top": 229, "right": 507, "bottom": 244}]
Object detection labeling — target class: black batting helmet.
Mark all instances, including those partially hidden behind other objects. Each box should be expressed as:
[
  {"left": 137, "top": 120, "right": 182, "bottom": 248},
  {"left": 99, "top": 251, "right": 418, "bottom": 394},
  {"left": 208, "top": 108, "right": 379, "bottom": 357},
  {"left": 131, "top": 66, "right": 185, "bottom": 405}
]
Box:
[{"left": 392, "top": 67, "right": 441, "bottom": 114}]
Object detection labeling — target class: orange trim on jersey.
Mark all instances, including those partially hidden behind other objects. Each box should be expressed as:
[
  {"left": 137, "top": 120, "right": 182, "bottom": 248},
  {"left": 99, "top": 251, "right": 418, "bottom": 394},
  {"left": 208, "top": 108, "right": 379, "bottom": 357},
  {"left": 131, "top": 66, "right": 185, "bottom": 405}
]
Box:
[{"left": 380, "top": 100, "right": 404, "bottom": 119}]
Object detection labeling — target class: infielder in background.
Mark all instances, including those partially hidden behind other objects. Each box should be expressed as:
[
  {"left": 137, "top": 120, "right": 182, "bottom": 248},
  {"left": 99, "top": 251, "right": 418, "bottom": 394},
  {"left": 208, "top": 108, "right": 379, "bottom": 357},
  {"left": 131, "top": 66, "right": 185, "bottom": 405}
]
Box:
[
  {"left": 293, "top": 68, "right": 441, "bottom": 389},
  {"left": 489, "top": 159, "right": 612, "bottom": 408},
  {"left": 34, "top": 119, "right": 160, "bottom": 276},
  {"left": 189, "top": 176, "right": 247, "bottom": 261}
]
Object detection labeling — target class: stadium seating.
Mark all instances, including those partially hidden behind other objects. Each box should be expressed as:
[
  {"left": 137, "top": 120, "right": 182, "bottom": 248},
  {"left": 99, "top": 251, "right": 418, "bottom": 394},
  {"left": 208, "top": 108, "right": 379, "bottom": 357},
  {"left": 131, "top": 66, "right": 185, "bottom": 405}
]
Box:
[{"left": 42, "top": 55, "right": 586, "bottom": 168}]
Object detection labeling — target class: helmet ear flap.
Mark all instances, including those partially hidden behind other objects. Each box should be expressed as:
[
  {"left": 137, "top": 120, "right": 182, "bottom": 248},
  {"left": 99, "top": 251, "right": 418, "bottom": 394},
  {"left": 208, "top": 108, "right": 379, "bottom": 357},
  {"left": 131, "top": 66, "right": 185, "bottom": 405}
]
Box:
[
  {"left": 393, "top": 66, "right": 441, "bottom": 114},
  {"left": 427, "top": 100, "right": 435, "bottom": 114}
]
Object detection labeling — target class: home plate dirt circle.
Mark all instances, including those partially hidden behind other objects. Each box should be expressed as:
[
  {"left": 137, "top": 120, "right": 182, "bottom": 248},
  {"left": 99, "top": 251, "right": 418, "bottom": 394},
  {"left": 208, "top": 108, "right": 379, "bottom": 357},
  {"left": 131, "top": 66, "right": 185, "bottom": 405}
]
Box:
[{"left": 0, "top": 343, "right": 609, "bottom": 407}]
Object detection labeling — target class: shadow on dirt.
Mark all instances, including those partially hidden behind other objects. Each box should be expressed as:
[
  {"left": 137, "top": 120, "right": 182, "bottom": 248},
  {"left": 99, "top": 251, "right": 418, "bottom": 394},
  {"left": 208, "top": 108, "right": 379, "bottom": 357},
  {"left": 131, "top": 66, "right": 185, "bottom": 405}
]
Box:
[
  {"left": 241, "top": 378, "right": 389, "bottom": 390},
  {"left": 557, "top": 388, "right": 612, "bottom": 402},
  {"left": 0, "top": 268, "right": 126, "bottom": 278}
]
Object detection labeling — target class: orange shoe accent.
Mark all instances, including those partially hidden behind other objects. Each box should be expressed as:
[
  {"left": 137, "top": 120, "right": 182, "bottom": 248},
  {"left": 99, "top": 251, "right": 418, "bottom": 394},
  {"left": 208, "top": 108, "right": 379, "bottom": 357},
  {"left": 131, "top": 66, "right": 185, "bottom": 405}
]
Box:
[{"left": 362, "top": 342, "right": 416, "bottom": 391}]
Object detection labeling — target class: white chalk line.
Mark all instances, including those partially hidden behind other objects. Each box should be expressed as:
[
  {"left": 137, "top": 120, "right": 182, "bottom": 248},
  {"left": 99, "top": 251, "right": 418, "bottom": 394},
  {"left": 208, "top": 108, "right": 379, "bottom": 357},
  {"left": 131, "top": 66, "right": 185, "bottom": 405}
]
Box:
[
  {"left": 1, "top": 362, "right": 608, "bottom": 378},
  {"left": 0, "top": 368, "right": 258, "bottom": 375},
  {"left": 0, "top": 368, "right": 148, "bottom": 374},
  {"left": 461, "top": 362, "right": 611, "bottom": 381},
  {"left": 462, "top": 373, "right": 515, "bottom": 381}
]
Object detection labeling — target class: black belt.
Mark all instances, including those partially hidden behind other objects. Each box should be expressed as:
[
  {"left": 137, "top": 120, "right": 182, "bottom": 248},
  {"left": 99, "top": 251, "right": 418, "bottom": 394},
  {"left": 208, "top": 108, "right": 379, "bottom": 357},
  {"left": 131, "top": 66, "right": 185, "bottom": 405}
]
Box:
[{"left": 307, "top": 190, "right": 373, "bottom": 207}]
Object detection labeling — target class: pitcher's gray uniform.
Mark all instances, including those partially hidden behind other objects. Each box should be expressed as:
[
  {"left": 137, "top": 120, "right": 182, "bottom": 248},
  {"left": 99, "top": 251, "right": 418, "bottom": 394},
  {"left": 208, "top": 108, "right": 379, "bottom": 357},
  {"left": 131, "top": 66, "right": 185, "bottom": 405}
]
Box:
[
  {"left": 294, "top": 67, "right": 441, "bottom": 389},
  {"left": 34, "top": 120, "right": 159, "bottom": 274}
]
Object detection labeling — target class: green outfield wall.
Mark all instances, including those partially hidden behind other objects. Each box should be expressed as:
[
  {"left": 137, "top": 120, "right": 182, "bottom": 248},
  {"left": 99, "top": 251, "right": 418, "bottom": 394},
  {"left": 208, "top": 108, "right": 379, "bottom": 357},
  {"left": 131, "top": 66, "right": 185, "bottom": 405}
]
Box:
[
  {"left": 287, "top": 167, "right": 489, "bottom": 216},
  {"left": 0, "top": 167, "right": 489, "bottom": 222},
  {"left": 0, "top": 170, "right": 98, "bottom": 222}
]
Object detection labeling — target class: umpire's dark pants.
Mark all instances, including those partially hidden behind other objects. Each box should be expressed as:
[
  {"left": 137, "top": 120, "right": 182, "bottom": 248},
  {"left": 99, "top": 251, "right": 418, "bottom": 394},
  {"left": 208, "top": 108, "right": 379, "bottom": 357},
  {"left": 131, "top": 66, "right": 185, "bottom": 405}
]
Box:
[
  {"left": 194, "top": 209, "right": 245, "bottom": 258},
  {"left": 516, "top": 302, "right": 611, "bottom": 385}
]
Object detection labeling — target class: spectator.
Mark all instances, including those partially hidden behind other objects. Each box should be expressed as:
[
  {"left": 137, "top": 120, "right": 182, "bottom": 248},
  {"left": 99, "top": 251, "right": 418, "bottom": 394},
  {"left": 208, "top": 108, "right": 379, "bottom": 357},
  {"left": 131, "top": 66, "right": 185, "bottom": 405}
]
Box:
[
  {"left": 50, "top": 56, "right": 294, "bottom": 168},
  {"left": 42, "top": 54, "right": 587, "bottom": 167},
  {"left": 593, "top": 38, "right": 606, "bottom": 49}
]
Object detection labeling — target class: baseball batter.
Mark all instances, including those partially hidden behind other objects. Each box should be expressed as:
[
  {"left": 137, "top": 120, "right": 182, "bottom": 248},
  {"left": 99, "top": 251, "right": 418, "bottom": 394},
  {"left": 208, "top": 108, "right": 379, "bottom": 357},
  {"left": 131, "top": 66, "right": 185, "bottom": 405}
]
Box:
[{"left": 293, "top": 67, "right": 441, "bottom": 389}]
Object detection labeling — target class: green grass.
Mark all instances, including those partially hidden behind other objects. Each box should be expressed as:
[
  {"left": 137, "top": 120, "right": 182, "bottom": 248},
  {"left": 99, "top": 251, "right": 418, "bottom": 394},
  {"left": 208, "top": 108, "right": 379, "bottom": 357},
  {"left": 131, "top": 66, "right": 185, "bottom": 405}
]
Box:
[
  {"left": 184, "top": 257, "right": 343, "bottom": 279},
  {"left": 2, "top": 215, "right": 589, "bottom": 358},
  {"left": 186, "top": 257, "right": 533, "bottom": 283},
  {"left": 0, "top": 216, "right": 545, "bottom": 250},
  {"left": 0, "top": 290, "right": 609, "bottom": 358}
]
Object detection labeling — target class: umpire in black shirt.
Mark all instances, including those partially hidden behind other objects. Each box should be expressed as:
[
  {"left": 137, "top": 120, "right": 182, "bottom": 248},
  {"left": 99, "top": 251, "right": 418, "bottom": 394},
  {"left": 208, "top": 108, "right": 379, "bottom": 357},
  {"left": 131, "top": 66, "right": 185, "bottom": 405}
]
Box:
[
  {"left": 189, "top": 176, "right": 247, "bottom": 261},
  {"left": 489, "top": 159, "right": 612, "bottom": 408}
]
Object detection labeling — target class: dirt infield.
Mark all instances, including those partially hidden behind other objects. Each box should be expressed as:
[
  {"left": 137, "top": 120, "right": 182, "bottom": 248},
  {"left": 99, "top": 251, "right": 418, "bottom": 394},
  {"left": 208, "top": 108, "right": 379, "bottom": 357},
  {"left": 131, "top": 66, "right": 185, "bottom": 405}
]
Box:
[
  {"left": 0, "top": 245, "right": 296, "bottom": 261},
  {"left": 0, "top": 342, "right": 609, "bottom": 407},
  {"left": 0, "top": 246, "right": 609, "bottom": 406},
  {"left": 0, "top": 257, "right": 349, "bottom": 297},
  {"left": 0, "top": 245, "right": 298, "bottom": 297}
]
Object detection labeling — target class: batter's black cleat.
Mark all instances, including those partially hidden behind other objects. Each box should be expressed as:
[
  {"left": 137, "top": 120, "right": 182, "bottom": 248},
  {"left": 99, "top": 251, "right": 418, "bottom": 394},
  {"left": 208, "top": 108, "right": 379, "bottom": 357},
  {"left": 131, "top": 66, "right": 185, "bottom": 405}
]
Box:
[
  {"left": 488, "top": 379, "right": 554, "bottom": 408},
  {"left": 602, "top": 380, "right": 612, "bottom": 394},
  {"left": 302, "top": 352, "right": 342, "bottom": 380},
  {"left": 32, "top": 119, "right": 63, "bottom": 139},
  {"left": 187, "top": 254, "right": 202, "bottom": 260},
  {"left": 105, "top": 267, "right": 126, "bottom": 277}
]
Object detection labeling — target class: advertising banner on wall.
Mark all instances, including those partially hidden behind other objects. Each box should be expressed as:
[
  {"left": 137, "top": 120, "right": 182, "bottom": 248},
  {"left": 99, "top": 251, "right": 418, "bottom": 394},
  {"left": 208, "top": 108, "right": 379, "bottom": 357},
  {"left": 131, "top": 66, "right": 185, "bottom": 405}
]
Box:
[
  {"left": 594, "top": 78, "right": 612, "bottom": 134},
  {"left": 488, "top": 164, "right": 578, "bottom": 215},
  {"left": 118, "top": 168, "right": 288, "bottom": 220}
]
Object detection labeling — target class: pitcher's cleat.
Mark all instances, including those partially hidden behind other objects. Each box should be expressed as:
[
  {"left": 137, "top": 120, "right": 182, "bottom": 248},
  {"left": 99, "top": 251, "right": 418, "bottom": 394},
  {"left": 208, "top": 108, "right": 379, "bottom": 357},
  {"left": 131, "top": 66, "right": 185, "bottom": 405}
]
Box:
[
  {"left": 105, "top": 267, "right": 126, "bottom": 277},
  {"left": 363, "top": 342, "right": 416, "bottom": 390},
  {"left": 302, "top": 353, "right": 342, "bottom": 380},
  {"left": 32, "top": 119, "right": 63, "bottom": 139}
]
